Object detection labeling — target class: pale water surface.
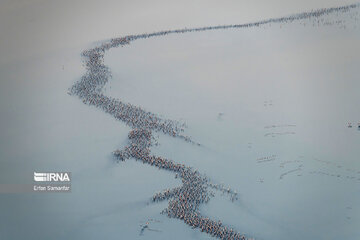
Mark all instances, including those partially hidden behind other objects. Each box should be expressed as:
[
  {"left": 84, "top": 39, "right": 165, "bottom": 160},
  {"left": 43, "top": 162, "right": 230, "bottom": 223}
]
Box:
[{"left": 0, "top": 1, "right": 359, "bottom": 240}]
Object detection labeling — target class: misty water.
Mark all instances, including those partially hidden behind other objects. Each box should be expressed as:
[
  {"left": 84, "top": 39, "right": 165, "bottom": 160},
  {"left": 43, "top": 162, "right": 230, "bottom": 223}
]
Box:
[
  {"left": 103, "top": 8, "right": 360, "bottom": 240},
  {"left": 0, "top": 2, "right": 360, "bottom": 240}
]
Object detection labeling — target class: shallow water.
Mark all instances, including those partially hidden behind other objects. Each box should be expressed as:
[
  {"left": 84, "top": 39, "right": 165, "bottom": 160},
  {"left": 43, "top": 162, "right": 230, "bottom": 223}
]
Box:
[
  {"left": 1, "top": 2, "right": 360, "bottom": 240},
  {"left": 104, "top": 8, "right": 360, "bottom": 240}
]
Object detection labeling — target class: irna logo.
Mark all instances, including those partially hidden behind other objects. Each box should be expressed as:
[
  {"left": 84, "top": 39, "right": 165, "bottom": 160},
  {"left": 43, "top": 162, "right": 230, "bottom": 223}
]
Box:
[{"left": 34, "top": 172, "right": 71, "bottom": 182}]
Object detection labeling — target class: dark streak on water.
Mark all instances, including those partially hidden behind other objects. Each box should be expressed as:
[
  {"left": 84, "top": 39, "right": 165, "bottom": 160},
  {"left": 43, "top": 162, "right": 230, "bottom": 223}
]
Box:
[{"left": 69, "top": 3, "right": 359, "bottom": 239}]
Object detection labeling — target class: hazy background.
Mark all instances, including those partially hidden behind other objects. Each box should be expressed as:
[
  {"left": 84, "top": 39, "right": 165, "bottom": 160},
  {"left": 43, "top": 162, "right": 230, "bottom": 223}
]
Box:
[
  {"left": 0, "top": 0, "right": 357, "bottom": 65},
  {"left": 0, "top": 1, "right": 359, "bottom": 240}
]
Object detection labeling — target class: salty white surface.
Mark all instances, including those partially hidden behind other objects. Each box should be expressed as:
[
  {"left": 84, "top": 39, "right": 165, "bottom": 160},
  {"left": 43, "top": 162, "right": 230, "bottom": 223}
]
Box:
[{"left": 0, "top": 1, "right": 359, "bottom": 240}]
